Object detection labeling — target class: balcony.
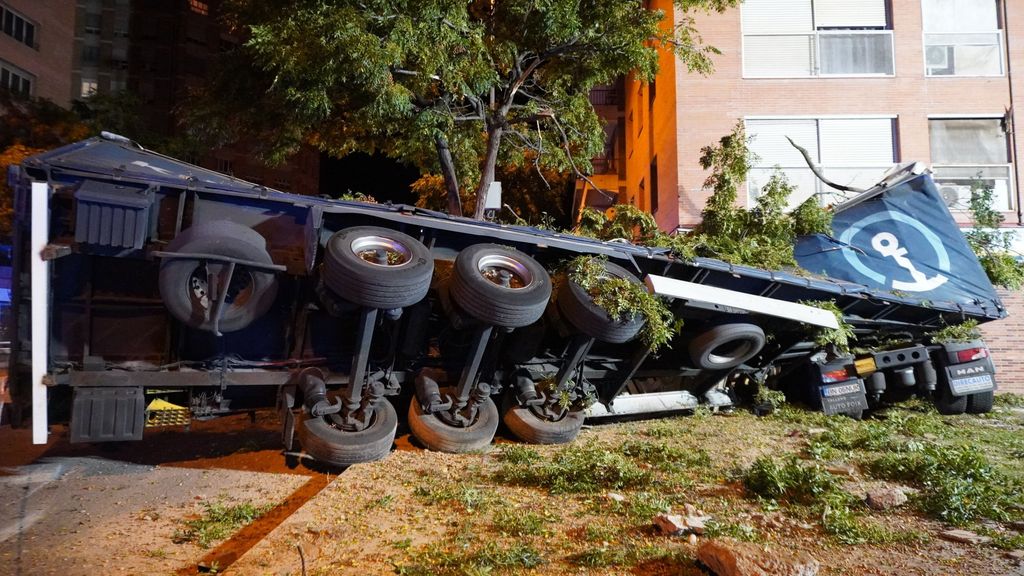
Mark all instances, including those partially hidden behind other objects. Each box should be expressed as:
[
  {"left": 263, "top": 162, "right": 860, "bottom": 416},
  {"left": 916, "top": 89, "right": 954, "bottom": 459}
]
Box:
[
  {"left": 744, "top": 30, "right": 894, "bottom": 77},
  {"left": 925, "top": 32, "right": 1003, "bottom": 76}
]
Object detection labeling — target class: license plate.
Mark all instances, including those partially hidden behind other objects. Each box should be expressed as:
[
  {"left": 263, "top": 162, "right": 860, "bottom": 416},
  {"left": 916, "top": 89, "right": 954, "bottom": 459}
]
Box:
[
  {"left": 819, "top": 380, "right": 869, "bottom": 415},
  {"left": 946, "top": 360, "right": 995, "bottom": 396}
]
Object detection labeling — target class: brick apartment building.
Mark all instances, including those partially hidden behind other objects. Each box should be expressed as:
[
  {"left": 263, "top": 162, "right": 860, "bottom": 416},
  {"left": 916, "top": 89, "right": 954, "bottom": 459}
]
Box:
[
  {"left": 0, "top": 1, "right": 75, "bottom": 106},
  {"left": 586, "top": 0, "right": 1024, "bottom": 391}
]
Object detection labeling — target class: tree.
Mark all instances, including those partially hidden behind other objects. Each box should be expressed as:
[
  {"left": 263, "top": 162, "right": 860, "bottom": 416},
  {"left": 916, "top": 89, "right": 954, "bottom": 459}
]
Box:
[
  {"left": 188, "top": 0, "right": 739, "bottom": 217},
  {"left": 0, "top": 91, "right": 91, "bottom": 238}
]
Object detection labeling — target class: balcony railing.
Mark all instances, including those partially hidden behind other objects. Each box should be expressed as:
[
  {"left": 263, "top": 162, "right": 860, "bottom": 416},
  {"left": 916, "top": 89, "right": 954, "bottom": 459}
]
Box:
[
  {"left": 924, "top": 31, "right": 1003, "bottom": 76},
  {"left": 931, "top": 165, "right": 1013, "bottom": 211}
]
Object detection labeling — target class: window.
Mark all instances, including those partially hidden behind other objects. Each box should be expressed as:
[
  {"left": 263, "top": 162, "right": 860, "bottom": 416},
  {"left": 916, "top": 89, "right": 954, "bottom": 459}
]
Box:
[
  {"left": 0, "top": 60, "right": 33, "bottom": 94},
  {"left": 745, "top": 117, "right": 897, "bottom": 207},
  {"left": 82, "top": 45, "right": 100, "bottom": 65},
  {"left": 1, "top": 5, "right": 36, "bottom": 48},
  {"left": 80, "top": 79, "right": 98, "bottom": 97},
  {"left": 742, "top": 0, "right": 893, "bottom": 77},
  {"left": 923, "top": 0, "right": 1002, "bottom": 76},
  {"left": 929, "top": 118, "right": 1012, "bottom": 210},
  {"left": 84, "top": 13, "right": 102, "bottom": 35},
  {"left": 189, "top": 0, "right": 209, "bottom": 16}
]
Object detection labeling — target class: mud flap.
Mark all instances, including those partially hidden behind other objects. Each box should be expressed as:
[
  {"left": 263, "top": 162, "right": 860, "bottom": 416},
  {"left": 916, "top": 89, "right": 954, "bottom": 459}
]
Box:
[{"left": 70, "top": 387, "right": 145, "bottom": 443}]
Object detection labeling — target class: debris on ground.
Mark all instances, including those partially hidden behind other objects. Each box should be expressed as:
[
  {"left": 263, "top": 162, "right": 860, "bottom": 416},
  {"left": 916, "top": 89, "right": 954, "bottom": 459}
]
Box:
[{"left": 697, "top": 538, "right": 820, "bottom": 576}]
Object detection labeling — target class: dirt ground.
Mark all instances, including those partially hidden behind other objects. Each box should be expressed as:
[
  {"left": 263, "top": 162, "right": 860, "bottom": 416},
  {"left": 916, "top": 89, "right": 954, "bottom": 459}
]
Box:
[{"left": 2, "top": 404, "right": 1024, "bottom": 576}]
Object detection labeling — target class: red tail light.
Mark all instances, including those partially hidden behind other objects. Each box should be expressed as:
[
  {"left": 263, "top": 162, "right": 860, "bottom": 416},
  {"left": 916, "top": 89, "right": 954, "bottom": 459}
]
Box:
[
  {"left": 822, "top": 367, "right": 853, "bottom": 383},
  {"left": 956, "top": 347, "right": 989, "bottom": 363}
]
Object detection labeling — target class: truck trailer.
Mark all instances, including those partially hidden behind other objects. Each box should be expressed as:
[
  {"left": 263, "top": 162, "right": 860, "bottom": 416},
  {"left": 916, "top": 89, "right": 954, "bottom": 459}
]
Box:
[{"left": 4, "top": 134, "right": 1005, "bottom": 466}]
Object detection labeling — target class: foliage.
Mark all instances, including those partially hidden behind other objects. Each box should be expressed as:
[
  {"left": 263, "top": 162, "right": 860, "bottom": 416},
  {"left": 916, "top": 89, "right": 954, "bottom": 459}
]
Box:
[
  {"left": 566, "top": 255, "right": 680, "bottom": 351},
  {"left": 927, "top": 319, "right": 981, "bottom": 343},
  {"left": 865, "top": 443, "right": 1021, "bottom": 525},
  {"left": 792, "top": 197, "right": 834, "bottom": 236},
  {"left": 799, "top": 300, "right": 856, "bottom": 354},
  {"left": 495, "top": 442, "right": 652, "bottom": 494},
  {"left": 492, "top": 508, "right": 550, "bottom": 537},
  {"left": 395, "top": 540, "right": 545, "bottom": 575},
  {"left": 741, "top": 455, "right": 844, "bottom": 505},
  {"left": 413, "top": 482, "right": 494, "bottom": 512},
  {"left": 414, "top": 155, "right": 571, "bottom": 227},
  {"left": 754, "top": 385, "right": 787, "bottom": 411},
  {"left": 964, "top": 177, "right": 1024, "bottom": 289},
  {"left": 575, "top": 123, "right": 830, "bottom": 271},
  {"left": 172, "top": 501, "right": 270, "bottom": 548},
  {"left": 192, "top": 0, "right": 740, "bottom": 217}
]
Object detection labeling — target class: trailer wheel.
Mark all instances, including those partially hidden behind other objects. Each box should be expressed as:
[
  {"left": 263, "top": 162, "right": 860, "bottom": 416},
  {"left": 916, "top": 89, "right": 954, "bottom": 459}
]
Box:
[
  {"left": 933, "top": 380, "right": 968, "bottom": 415},
  {"left": 558, "top": 261, "right": 645, "bottom": 344},
  {"left": 159, "top": 221, "right": 279, "bottom": 333},
  {"left": 297, "top": 400, "right": 398, "bottom": 467},
  {"left": 408, "top": 394, "right": 499, "bottom": 453},
  {"left": 449, "top": 244, "right": 551, "bottom": 328},
  {"left": 502, "top": 393, "right": 584, "bottom": 445},
  {"left": 688, "top": 323, "right": 765, "bottom": 370},
  {"left": 324, "top": 226, "right": 433, "bottom": 309},
  {"left": 966, "top": 390, "right": 994, "bottom": 414}
]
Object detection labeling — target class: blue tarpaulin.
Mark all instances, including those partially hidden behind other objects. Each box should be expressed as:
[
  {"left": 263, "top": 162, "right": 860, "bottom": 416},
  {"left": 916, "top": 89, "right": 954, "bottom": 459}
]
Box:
[{"left": 796, "top": 172, "right": 1002, "bottom": 311}]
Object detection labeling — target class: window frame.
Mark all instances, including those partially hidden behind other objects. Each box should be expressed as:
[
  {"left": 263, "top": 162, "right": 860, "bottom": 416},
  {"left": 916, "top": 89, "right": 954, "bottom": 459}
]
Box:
[
  {"left": 0, "top": 4, "right": 37, "bottom": 49},
  {"left": 0, "top": 59, "right": 34, "bottom": 95},
  {"left": 927, "top": 114, "right": 1014, "bottom": 211},
  {"left": 743, "top": 114, "right": 899, "bottom": 207},
  {"left": 741, "top": 0, "right": 895, "bottom": 79},
  {"left": 921, "top": 0, "right": 1004, "bottom": 77}
]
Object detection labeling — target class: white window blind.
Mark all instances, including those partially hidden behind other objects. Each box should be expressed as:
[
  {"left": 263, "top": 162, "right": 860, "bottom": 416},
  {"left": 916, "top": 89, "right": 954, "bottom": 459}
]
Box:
[
  {"left": 746, "top": 117, "right": 896, "bottom": 207},
  {"left": 818, "top": 119, "right": 894, "bottom": 166},
  {"left": 747, "top": 120, "right": 818, "bottom": 167},
  {"left": 742, "top": 0, "right": 812, "bottom": 34},
  {"left": 922, "top": 0, "right": 998, "bottom": 32},
  {"left": 744, "top": 36, "right": 815, "bottom": 77},
  {"left": 815, "top": 0, "right": 887, "bottom": 28}
]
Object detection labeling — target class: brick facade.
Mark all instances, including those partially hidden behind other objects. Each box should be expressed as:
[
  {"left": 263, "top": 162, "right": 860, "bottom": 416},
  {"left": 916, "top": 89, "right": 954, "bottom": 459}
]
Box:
[{"left": 980, "top": 290, "right": 1024, "bottom": 394}]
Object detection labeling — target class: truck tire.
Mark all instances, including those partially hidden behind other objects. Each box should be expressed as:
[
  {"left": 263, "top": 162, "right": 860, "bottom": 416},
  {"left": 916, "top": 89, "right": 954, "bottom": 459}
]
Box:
[
  {"left": 324, "top": 226, "right": 433, "bottom": 309},
  {"left": 297, "top": 400, "right": 398, "bottom": 467},
  {"left": 449, "top": 244, "right": 551, "bottom": 328},
  {"left": 408, "top": 394, "right": 499, "bottom": 453},
  {"left": 934, "top": 380, "right": 968, "bottom": 415},
  {"left": 966, "top": 390, "right": 994, "bottom": 414},
  {"left": 688, "top": 323, "right": 765, "bottom": 370},
  {"left": 159, "top": 221, "right": 279, "bottom": 333},
  {"left": 502, "top": 393, "right": 585, "bottom": 445},
  {"left": 558, "top": 261, "right": 645, "bottom": 344}
]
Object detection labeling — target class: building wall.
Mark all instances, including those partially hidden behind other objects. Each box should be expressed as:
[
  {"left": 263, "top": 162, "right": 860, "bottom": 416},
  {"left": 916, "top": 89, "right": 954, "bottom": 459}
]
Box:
[
  {"left": 980, "top": 289, "right": 1024, "bottom": 394},
  {"left": 0, "top": 1, "right": 75, "bottom": 106},
  {"left": 671, "top": 0, "right": 1018, "bottom": 228}
]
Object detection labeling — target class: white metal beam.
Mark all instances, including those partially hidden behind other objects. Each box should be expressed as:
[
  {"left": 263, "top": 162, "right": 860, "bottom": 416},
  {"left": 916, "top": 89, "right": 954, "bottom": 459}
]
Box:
[
  {"left": 31, "top": 181, "right": 49, "bottom": 444},
  {"left": 644, "top": 273, "right": 840, "bottom": 329}
]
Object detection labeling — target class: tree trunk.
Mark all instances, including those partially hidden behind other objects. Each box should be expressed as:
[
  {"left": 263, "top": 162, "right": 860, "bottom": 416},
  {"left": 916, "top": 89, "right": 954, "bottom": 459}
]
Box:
[
  {"left": 435, "top": 133, "right": 462, "bottom": 217},
  {"left": 473, "top": 123, "right": 504, "bottom": 220}
]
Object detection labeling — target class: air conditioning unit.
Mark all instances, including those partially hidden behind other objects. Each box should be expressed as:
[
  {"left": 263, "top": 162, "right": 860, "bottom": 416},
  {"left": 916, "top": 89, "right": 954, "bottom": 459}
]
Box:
[
  {"left": 939, "top": 184, "right": 972, "bottom": 209},
  {"left": 926, "top": 45, "right": 953, "bottom": 75}
]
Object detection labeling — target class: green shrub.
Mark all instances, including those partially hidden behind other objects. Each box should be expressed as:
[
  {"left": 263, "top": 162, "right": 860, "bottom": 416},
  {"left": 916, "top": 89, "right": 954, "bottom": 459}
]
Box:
[{"left": 495, "top": 443, "right": 653, "bottom": 494}]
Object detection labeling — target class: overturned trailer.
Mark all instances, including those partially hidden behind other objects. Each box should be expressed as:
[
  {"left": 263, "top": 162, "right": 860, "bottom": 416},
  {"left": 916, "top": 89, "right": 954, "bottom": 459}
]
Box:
[{"left": 6, "top": 134, "right": 1006, "bottom": 465}]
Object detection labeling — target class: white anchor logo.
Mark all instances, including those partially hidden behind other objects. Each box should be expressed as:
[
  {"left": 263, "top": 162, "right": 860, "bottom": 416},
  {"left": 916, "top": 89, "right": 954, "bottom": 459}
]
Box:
[{"left": 839, "top": 211, "right": 950, "bottom": 293}]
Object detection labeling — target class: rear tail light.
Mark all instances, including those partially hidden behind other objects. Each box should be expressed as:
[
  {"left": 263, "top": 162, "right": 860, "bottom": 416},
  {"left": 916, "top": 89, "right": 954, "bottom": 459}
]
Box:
[
  {"left": 822, "top": 367, "right": 854, "bottom": 383},
  {"left": 956, "top": 347, "right": 989, "bottom": 363}
]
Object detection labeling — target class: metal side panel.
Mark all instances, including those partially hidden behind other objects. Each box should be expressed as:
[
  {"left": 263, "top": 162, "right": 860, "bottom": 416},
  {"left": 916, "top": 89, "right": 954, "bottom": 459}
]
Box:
[
  {"left": 644, "top": 274, "right": 840, "bottom": 329},
  {"left": 70, "top": 387, "right": 146, "bottom": 443}
]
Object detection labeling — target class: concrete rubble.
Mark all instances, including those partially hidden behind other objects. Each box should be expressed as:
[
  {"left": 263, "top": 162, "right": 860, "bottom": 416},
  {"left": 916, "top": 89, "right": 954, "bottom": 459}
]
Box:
[{"left": 697, "top": 538, "right": 820, "bottom": 576}]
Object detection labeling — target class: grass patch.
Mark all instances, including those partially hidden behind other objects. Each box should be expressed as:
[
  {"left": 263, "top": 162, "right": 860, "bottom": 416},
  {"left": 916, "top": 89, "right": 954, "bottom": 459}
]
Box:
[
  {"left": 865, "top": 443, "right": 1023, "bottom": 525},
  {"left": 395, "top": 541, "right": 544, "bottom": 576},
  {"left": 568, "top": 542, "right": 682, "bottom": 569},
  {"left": 492, "top": 508, "right": 549, "bottom": 537},
  {"left": 704, "top": 520, "right": 760, "bottom": 542},
  {"left": 994, "top": 393, "right": 1024, "bottom": 408},
  {"left": 413, "top": 482, "right": 494, "bottom": 512},
  {"left": 741, "top": 456, "right": 844, "bottom": 505},
  {"left": 619, "top": 440, "right": 711, "bottom": 471},
  {"left": 172, "top": 501, "right": 271, "bottom": 548},
  {"left": 495, "top": 443, "right": 653, "bottom": 494}
]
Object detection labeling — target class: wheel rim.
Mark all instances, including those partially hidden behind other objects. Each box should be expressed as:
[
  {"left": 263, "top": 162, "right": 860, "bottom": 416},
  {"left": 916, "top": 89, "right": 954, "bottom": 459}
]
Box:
[
  {"left": 350, "top": 235, "right": 412, "bottom": 267},
  {"left": 186, "top": 264, "right": 254, "bottom": 314},
  {"left": 477, "top": 253, "right": 533, "bottom": 289}
]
